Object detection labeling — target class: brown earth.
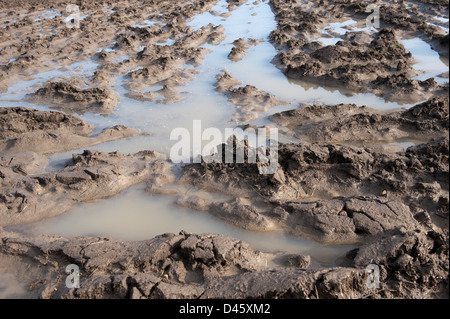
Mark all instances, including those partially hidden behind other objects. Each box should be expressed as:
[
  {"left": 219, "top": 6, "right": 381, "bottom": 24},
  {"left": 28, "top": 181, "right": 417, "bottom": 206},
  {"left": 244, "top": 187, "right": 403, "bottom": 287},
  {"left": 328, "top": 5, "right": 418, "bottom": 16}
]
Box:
[
  {"left": 268, "top": 0, "right": 449, "bottom": 103},
  {"left": 0, "top": 0, "right": 448, "bottom": 299},
  {"left": 0, "top": 106, "right": 145, "bottom": 155},
  {"left": 0, "top": 226, "right": 447, "bottom": 299}
]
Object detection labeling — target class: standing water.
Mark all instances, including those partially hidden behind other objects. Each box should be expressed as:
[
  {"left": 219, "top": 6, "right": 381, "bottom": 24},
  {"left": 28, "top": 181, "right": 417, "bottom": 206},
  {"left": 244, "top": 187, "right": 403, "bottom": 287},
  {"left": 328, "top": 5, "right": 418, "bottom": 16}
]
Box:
[{"left": 1, "top": 0, "right": 446, "bottom": 265}]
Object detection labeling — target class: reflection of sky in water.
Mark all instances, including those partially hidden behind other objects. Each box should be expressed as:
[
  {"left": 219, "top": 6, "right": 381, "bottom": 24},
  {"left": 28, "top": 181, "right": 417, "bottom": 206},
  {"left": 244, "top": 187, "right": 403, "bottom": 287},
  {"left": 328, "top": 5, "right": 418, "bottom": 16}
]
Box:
[
  {"left": 134, "top": 19, "right": 157, "bottom": 28},
  {"left": 401, "top": 37, "right": 449, "bottom": 85},
  {"left": 1, "top": 60, "right": 99, "bottom": 100},
  {"left": 0, "top": 273, "right": 31, "bottom": 299},
  {"left": 0, "top": 0, "right": 446, "bottom": 259},
  {"left": 187, "top": 0, "right": 230, "bottom": 31}
]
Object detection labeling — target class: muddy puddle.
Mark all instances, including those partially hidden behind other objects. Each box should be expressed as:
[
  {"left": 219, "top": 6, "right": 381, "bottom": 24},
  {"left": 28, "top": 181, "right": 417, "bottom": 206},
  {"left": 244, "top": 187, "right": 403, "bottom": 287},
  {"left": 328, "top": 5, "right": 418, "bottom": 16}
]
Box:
[
  {"left": 8, "top": 184, "right": 354, "bottom": 265},
  {"left": 0, "top": 0, "right": 449, "bottom": 299},
  {"left": 400, "top": 36, "right": 448, "bottom": 84}
]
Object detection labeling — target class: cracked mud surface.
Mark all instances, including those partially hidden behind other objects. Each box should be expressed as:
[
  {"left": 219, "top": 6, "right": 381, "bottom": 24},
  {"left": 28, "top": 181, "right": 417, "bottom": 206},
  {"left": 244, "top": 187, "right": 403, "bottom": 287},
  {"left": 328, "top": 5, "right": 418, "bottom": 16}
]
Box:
[
  {"left": 269, "top": 0, "right": 449, "bottom": 102},
  {"left": 0, "top": 0, "right": 448, "bottom": 299}
]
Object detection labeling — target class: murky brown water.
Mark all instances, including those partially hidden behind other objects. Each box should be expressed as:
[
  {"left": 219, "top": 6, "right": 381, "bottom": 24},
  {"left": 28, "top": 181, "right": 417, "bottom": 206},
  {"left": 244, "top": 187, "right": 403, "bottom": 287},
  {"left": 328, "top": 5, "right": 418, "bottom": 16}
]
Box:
[{"left": 2, "top": 0, "right": 448, "bottom": 273}]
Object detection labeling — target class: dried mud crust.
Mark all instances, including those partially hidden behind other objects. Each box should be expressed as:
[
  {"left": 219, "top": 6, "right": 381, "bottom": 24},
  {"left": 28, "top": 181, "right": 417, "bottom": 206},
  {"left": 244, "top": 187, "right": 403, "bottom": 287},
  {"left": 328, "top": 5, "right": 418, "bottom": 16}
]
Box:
[
  {"left": 268, "top": 0, "right": 449, "bottom": 102},
  {"left": 0, "top": 106, "right": 144, "bottom": 155},
  {"left": 270, "top": 96, "right": 449, "bottom": 144},
  {"left": 0, "top": 227, "right": 447, "bottom": 299}
]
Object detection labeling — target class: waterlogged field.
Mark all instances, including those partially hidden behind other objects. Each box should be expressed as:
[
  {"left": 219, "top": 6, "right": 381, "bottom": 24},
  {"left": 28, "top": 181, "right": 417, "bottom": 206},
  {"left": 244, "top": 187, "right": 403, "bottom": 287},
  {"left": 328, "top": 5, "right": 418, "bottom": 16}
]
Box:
[{"left": 0, "top": 0, "right": 448, "bottom": 299}]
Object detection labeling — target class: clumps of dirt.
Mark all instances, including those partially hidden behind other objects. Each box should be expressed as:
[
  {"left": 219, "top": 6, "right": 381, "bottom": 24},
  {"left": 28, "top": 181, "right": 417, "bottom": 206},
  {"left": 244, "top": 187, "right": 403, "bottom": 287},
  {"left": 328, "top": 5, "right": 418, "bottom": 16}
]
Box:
[
  {"left": 0, "top": 226, "right": 447, "bottom": 298},
  {"left": 268, "top": 0, "right": 449, "bottom": 102},
  {"left": 180, "top": 136, "right": 448, "bottom": 242},
  {"left": 0, "top": 0, "right": 448, "bottom": 300},
  {"left": 270, "top": 96, "right": 449, "bottom": 144},
  {"left": 121, "top": 23, "right": 226, "bottom": 104},
  {"left": 226, "top": 85, "right": 288, "bottom": 108},
  {"left": 276, "top": 28, "right": 445, "bottom": 102},
  {"left": 0, "top": 107, "right": 143, "bottom": 155},
  {"left": 227, "top": 0, "right": 249, "bottom": 11},
  {"left": 214, "top": 70, "right": 244, "bottom": 92},
  {"left": 228, "top": 38, "right": 263, "bottom": 62},
  {"left": 377, "top": 2, "right": 449, "bottom": 57},
  {"left": 0, "top": 149, "right": 172, "bottom": 227},
  {"left": 214, "top": 71, "right": 289, "bottom": 121},
  {"left": 0, "top": 0, "right": 226, "bottom": 106},
  {"left": 124, "top": 47, "right": 202, "bottom": 104},
  {"left": 270, "top": 103, "right": 374, "bottom": 129},
  {"left": 29, "top": 81, "right": 119, "bottom": 115}
]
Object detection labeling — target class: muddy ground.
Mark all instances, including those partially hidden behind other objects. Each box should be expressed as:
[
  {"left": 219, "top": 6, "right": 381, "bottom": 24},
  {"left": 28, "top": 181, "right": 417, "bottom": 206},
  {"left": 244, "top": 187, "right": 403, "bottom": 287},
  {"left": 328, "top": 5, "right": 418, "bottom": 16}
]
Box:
[{"left": 0, "top": 0, "right": 448, "bottom": 299}]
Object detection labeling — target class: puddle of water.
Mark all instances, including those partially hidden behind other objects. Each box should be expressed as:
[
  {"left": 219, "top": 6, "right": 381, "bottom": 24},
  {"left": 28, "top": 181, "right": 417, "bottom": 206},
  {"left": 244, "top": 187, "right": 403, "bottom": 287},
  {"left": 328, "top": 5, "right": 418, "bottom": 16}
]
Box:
[
  {"left": 0, "top": 1, "right": 426, "bottom": 172},
  {"left": 117, "top": 55, "right": 131, "bottom": 63},
  {"left": 429, "top": 15, "right": 449, "bottom": 33},
  {"left": 434, "top": 16, "right": 449, "bottom": 23},
  {"left": 0, "top": 273, "right": 31, "bottom": 299},
  {"left": 187, "top": 1, "right": 229, "bottom": 30},
  {"left": 7, "top": 184, "right": 354, "bottom": 265},
  {"left": 324, "top": 20, "right": 356, "bottom": 35},
  {"left": 226, "top": 42, "right": 407, "bottom": 110},
  {"left": 1, "top": 60, "right": 99, "bottom": 100},
  {"left": 400, "top": 37, "right": 449, "bottom": 85},
  {"left": 63, "top": 13, "right": 89, "bottom": 25},
  {"left": 97, "top": 42, "right": 119, "bottom": 53},
  {"left": 314, "top": 36, "right": 341, "bottom": 46},
  {"left": 0, "top": 0, "right": 430, "bottom": 263},
  {"left": 134, "top": 20, "right": 157, "bottom": 28},
  {"left": 155, "top": 38, "right": 176, "bottom": 46},
  {"left": 34, "top": 10, "right": 61, "bottom": 21},
  {"left": 316, "top": 19, "right": 375, "bottom": 45},
  {"left": 192, "top": 8, "right": 408, "bottom": 110}
]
